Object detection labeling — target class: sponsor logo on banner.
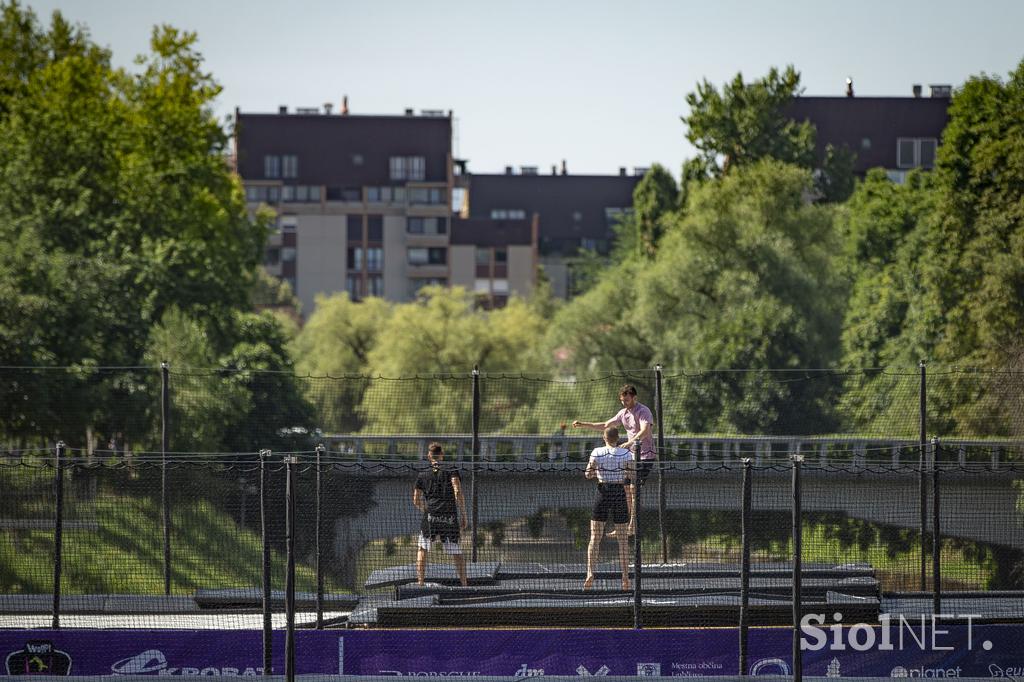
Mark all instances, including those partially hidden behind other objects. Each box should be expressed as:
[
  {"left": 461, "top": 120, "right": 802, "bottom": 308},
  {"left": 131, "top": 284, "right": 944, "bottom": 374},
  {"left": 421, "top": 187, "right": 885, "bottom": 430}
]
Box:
[
  {"left": 378, "top": 671, "right": 483, "bottom": 677},
  {"left": 513, "top": 663, "right": 545, "bottom": 677},
  {"left": 110, "top": 649, "right": 265, "bottom": 676},
  {"left": 671, "top": 661, "right": 724, "bottom": 676},
  {"left": 750, "top": 658, "right": 791, "bottom": 675},
  {"left": 636, "top": 663, "right": 661, "bottom": 676},
  {"left": 826, "top": 658, "right": 841, "bottom": 678},
  {"left": 5, "top": 641, "right": 73, "bottom": 676},
  {"left": 890, "top": 666, "right": 962, "bottom": 677},
  {"left": 989, "top": 664, "right": 1024, "bottom": 678},
  {"left": 575, "top": 664, "right": 609, "bottom": 676}
]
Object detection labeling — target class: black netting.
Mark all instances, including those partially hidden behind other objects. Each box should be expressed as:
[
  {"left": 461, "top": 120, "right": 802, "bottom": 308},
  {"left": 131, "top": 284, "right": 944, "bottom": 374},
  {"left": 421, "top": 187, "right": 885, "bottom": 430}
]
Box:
[{"left": 3, "top": 365, "right": 1024, "bottom": 676}]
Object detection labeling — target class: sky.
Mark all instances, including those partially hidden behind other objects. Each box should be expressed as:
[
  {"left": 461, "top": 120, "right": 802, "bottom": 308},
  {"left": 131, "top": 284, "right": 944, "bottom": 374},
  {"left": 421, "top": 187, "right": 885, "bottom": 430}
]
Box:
[{"left": 25, "top": 0, "right": 1024, "bottom": 176}]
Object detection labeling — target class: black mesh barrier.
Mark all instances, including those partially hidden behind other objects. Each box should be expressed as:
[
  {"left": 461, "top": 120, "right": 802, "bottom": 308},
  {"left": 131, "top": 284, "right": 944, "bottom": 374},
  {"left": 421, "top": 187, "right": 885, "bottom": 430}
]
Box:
[
  {"left": 2, "top": 451, "right": 1024, "bottom": 678},
  {"left": 0, "top": 367, "right": 160, "bottom": 453},
  {"left": 3, "top": 365, "right": 1024, "bottom": 677}
]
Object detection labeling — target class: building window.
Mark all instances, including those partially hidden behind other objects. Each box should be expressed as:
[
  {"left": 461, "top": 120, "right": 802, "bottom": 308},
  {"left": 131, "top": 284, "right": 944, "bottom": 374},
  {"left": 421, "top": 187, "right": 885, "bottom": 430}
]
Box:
[
  {"left": 281, "top": 246, "right": 296, "bottom": 262},
  {"left": 492, "top": 279, "right": 509, "bottom": 295},
  {"left": 490, "top": 209, "right": 508, "bottom": 219},
  {"left": 368, "top": 216, "right": 383, "bottom": 241},
  {"left": 281, "top": 185, "right": 295, "bottom": 201},
  {"left": 309, "top": 185, "right": 321, "bottom": 201},
  {"left": 282, "top": 155, "right": 298, "bottom": 178},
  {"left": 367, "top": 187, "right": 380, "bottom": 202},
  {"left": 407, "top": 217, "right": 447, "bottom": 235},
  {"left": 474, "top": 278, "right": 491, "bottom": 294},
  {"left": 476, "top": 247, "right": 490, "bottom": 266},
  {"left": 351, "top": 153, "right": 364, "bottom": 166},
  {"left": 347, "top": 216, "right": 362, "bottom": 241},
  {"left": 389, "top": 156, "right": 426, "bottom": 181},
  {"left": 264, "top": 155, "right": 280, "bottom": 178},
  {"left": 494, "top": 248, "right": 507, "bottom": 264},
  {"left": 366, "top": 247, "right": 383, "bottom": 273},
  {"left": 346, "top": 275, "right": 361, "bottom": 301},
  {"left": 367, "top": 275, "right": 384, "bottom": 297},
  {"left": 407, "top": 247, "right": 447, "bottom": 265},
  {"left": 897, "top": 138, "right": 939, "bottom": 169},
  {"left": 264, "top": 247, "right": 280, "bottom": 266},
  {"left": 347, "top": 247, "right": 363, "bottom": 271},
  {"left": 919, "top": 139, "right": 937, "bottom": 168}
]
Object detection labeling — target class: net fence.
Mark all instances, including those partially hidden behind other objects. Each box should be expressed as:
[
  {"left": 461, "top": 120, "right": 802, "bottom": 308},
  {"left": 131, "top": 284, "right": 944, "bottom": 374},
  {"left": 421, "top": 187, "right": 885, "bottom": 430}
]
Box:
[
  {"left": 3, "top": 365, "right": 1024, "bottom": 455},
  {"left": 2, "top": 366, "right": 1024, "bottom": 677}
]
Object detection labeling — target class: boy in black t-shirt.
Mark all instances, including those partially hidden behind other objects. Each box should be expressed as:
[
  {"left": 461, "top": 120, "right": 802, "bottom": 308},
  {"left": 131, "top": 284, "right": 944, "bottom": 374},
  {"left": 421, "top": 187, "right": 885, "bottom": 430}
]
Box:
[{"left": 412, "top": 442, "right": 468, "bottom": 586}]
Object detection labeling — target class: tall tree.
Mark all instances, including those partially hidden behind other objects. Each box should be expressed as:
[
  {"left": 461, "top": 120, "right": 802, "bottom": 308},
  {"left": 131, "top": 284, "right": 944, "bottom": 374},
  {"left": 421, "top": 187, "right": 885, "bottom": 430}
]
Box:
[
  {"left": 838, "top": 60, "right": 1024, "bottom": 437},
  {"left": 683, "top": 65, "right": 816, "bottom": 176},
  {"left": 635, "top": 160, "right": 845, "bottom": 433},
  {"left": 0, "top": 4, "right": 271, "bottom": 448}
]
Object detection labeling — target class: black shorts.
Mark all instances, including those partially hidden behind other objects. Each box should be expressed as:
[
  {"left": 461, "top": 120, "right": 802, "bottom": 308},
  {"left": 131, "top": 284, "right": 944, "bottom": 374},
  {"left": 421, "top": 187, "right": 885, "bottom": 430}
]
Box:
[
  {"left": 624, "top": 460, "right": 655, "bottom": 487},
  {"left": 591, "top": 482, "right": 629, "bottom": 524},
  {"left": 421, "top": 512, "right": 460, "bottom": 544}
]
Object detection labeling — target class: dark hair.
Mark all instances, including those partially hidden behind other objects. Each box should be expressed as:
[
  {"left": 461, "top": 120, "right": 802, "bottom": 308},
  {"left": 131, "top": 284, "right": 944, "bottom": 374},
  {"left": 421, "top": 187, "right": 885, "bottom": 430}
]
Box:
[
  {"left": 618, "top": 384, "right": 637, "bottom": 398},
  {"left": 603, "top": 426, "right": 619, "bottom": 443},
  {"left": 428, "top": 442, "right": 444, "bottom": 458}
]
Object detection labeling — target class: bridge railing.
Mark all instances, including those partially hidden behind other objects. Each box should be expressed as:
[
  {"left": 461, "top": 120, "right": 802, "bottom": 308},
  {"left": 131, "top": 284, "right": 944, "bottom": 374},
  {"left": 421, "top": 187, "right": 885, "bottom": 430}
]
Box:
[{"left": 322, "top": 433, "right": 1024, "bottom": 467}]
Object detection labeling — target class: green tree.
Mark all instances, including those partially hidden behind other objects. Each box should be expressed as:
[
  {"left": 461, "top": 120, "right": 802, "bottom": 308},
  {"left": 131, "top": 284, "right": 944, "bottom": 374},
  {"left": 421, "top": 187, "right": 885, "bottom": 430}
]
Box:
[
  {"left": 635, "top": 160, "right": 845, "bottom": 433},
  {"left": 838, "top": 60, "right": 1024, "bottom": 437},
  {"left": 631, "top": 163, "right": 679, "bottom": 259},
  {"left": 0, "top": 4, "right": 271, "bottom": 448},
  {"left": 357, "top": 287, "right": 549, "bottom": 435},
  {"left": 683, "top": 65, "right": 816, "bottom": 176},
  {"left": 290, "top": 293, "right": 391, "bottom": 432}
]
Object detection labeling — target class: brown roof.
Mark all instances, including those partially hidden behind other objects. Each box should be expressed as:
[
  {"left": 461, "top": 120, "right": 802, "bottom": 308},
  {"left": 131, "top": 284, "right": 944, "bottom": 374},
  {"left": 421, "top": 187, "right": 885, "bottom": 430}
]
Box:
[
  {"left": 785, "top": 96, "right": 950, "bottom": 172},
  {"left": 235, "top": 112, "right": 451, "bottom": 185}
]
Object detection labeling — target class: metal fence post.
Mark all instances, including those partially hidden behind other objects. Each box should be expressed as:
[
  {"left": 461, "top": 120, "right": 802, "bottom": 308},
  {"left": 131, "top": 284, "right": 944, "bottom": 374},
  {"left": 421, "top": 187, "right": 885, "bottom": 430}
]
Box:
[
  {"left": 52, "top": 441, "right": 66, "bottom": 629},
  {"left": 161, "top": 361, "right": 172, "bottom": 596},
  {"left": 919, "top": 360, "right": 928, "bottom": 591},
  {"left": 791, "top": 454, "right": 803, "bottom": 682},
  {"left": 284, "top": 455, "right": 296, "bottom": 682},
  {"left": 471, "top": 365, "right": 480, "bottom": 562},
  {"left": 739, "top": 458, "right": 752, "bottom": 675},
  {"left": 633, "top": 443, "right": 643, "bottom": 629},
  {"left": 932, "top": 438, "right": 942, "bottom": 616},
  {"left": 654, "top": 364, "right": 667, "bottom": 564},
  {"left": 259, "top": 449, "right": 272, "bottom": 675},
  {"left": 315, "top": 443, "right": 325, "bottom": 629}
]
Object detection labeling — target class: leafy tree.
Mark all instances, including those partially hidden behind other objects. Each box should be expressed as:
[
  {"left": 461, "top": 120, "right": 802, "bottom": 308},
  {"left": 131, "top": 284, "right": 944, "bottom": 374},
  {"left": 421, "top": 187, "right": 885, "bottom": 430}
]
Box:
[
  {"left": 290, "top": 293, "right": 390, "bottom": 432},
  {"left": 683, "top": 65, "right": 816, "bottom": 176},
  {"left": 817, "top": 143, "right": 857, "bottom": 203},
  {"left": 631, "top": 164, "right": 679, "bottom": 260},
  {"left": 634, "top": 160, "right": 845, "bottom": 433},
  {"left": 0, "top": 4, "right": 270, "bottom": 448},
  {"left": 838, "top": 60, "right": 1024, "bottom": 437},
  {"left": 356, "top": 287, "right": 550, "bottom": 435}
]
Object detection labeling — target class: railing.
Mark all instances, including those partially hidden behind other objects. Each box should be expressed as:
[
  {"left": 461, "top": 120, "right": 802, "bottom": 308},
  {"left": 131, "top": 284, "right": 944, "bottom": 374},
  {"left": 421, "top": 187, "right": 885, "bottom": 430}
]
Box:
[{"left": 324, "top": 433, "right": 1024, "bottom": 466}]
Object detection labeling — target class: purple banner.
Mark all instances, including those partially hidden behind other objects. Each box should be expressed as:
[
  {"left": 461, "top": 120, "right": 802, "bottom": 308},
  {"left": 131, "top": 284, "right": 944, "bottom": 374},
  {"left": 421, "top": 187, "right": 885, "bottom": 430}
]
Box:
[{"left": 2, "top": 624, "right": 1023, "bottom": 676}]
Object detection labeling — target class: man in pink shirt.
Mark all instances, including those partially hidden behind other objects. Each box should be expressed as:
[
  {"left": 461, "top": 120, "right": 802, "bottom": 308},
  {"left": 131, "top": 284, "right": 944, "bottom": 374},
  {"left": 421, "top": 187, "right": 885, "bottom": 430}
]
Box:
[{"left": 573, "top": 384, "right": 656, "bottom": 535}]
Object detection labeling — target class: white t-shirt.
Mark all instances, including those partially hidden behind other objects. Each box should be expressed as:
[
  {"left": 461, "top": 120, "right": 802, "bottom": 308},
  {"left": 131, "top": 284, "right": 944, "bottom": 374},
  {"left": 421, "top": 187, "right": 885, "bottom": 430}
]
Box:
[{"left": 588, "top": 445, "right": 631, "bottom": 483}]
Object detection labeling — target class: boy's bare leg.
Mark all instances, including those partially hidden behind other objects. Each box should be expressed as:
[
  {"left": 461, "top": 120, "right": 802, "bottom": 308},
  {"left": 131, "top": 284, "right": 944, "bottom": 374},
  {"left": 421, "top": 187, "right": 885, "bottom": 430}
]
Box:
[
  {"left": 453, "top": 553, "right": 468, "bottom": 587},
  {"left": 416, "top": 547, "right": 427, "bottom": 585},
  {"left": 584, "top": 520, "right": 603, "bottom": 589}
]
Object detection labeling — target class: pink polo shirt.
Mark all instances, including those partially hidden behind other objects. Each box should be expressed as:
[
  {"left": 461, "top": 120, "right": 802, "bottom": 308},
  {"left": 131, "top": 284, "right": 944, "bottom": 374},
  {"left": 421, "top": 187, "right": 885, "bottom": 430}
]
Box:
[{"left": 612, "top": 403, "right": 656, "bottom": 460}]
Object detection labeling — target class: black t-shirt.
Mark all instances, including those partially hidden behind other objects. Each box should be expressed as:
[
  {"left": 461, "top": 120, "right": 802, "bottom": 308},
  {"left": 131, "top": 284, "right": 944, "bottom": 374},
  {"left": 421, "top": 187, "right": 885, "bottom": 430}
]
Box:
[{"left": 415, "top": 465, "right": 461, "bottom": 517}]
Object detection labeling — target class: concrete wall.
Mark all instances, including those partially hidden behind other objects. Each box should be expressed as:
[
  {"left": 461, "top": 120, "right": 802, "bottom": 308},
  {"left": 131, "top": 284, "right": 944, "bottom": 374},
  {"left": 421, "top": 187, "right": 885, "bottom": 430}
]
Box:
[
  {"left": 508, "top": 245, "right": 534, "bottom": 297},
  {"left": 295, "top": 213, "right": 346, "bottom": 314}
]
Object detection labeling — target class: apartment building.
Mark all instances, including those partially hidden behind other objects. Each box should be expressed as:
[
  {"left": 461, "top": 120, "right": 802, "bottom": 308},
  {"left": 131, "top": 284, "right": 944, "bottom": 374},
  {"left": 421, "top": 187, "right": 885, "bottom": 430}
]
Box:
[
  {"left": 787, "top": 83, "right": 952, "bottom": 183},
  {"left": 464, "top": 167, "right": 642, "bottom": 298},
  {"left": 236, "top": 106, "right": 470, "bottom": 315}
]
